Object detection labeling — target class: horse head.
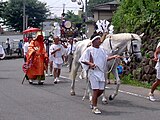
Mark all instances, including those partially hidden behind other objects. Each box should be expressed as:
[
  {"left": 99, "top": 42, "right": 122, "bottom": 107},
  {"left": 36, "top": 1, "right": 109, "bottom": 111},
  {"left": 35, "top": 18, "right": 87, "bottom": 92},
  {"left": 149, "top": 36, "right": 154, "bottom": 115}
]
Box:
[
  {"left": 102, "top": 33, "right": 143, "bottom": 63},
  {"left": 126, "top": 33, "right": 143, "bottom": 63}
]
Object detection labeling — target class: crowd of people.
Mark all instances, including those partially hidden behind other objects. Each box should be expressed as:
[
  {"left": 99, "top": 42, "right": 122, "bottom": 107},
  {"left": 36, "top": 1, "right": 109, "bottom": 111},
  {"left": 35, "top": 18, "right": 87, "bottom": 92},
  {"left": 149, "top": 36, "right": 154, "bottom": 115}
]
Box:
[
  {"left": 1, "top": 29, "right": 158, "bottom": 114},
  {"left": 22, "top": 33, "right": 77, "bottom": 85}
]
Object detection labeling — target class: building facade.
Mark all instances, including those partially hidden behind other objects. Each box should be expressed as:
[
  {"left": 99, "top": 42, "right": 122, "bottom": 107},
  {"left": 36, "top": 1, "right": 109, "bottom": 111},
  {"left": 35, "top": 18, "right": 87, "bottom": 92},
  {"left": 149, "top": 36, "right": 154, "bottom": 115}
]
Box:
[{"left": 86, "top": 0, "right": 119, "bottom": 38}]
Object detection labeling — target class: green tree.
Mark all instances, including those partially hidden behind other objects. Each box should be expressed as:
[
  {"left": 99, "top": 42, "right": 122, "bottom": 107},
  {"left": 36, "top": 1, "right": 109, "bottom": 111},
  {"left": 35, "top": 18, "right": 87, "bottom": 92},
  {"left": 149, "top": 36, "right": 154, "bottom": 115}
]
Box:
[
  {"left": 65, "top": 10, "right": 82, "bottom": 25},
  {"left": 112, "top": 0, "right": 160, "bottom": 33},
  {"left": 64, "top": 10, "right": 86, "bottom": 35},
  {"left": 2, "top": 0, "right": 48, "bottom": 32},
  {"left": 0, "top": 1, "right": 7, "bottom": 23}
]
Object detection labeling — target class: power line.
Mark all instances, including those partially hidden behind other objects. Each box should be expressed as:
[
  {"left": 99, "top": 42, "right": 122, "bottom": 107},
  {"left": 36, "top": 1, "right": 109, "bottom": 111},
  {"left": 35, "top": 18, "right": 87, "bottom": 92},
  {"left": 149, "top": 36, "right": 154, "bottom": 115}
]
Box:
[
  {"left": 45, "top": 0, "right": 80, "bottom": 16},
  {"left": 50, "top": 7, "right": 79, "bottom": 8}
]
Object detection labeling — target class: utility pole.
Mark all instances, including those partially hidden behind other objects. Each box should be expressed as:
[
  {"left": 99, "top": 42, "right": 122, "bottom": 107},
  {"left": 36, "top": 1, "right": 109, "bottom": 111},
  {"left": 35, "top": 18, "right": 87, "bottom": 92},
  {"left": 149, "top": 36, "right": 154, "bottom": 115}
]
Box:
[
  {"left": 25, "top": 15, "right": 28, "bottom": 29},
  {"left": 23, "top": 0, "right": 26, "bottom": 34},
  {"left": 62, "top": 3, "right": 65, "bottom": 17},
  {"left": 63, "top": 4, "right": 65, "bottom": 14}
]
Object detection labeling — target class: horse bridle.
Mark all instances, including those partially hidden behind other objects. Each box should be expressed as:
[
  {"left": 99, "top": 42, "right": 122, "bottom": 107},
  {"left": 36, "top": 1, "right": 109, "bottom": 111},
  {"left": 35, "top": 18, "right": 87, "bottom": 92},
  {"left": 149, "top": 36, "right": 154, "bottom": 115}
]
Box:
[
  {"left": 129, "top": 35, "right": 141, "bottom": 56},
  {"left": 108, "top": 35, "right": 141, "bottom": 59}
]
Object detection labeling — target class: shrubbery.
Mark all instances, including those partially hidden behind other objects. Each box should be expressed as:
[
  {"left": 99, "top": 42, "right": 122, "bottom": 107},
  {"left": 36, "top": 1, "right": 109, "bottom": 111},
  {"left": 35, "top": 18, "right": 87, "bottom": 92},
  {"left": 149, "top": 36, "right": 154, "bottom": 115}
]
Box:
[{"left": 112, "top": 0, "right": 160, "bottom": 35}]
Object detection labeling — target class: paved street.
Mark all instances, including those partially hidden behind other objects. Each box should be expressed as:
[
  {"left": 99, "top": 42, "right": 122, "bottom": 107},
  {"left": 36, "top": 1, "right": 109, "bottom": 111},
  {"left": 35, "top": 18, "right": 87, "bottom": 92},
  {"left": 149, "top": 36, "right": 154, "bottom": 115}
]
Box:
[{"left": 0, "top": 58, "right": 160, "bottom": 120}]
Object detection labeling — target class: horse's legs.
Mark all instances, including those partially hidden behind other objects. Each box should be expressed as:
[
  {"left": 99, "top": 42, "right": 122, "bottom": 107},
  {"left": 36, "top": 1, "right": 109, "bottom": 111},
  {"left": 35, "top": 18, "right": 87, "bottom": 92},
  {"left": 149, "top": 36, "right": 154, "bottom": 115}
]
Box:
[
  {"left": 79, "top": 68, "right": 87, "bottom": 79},
  {"left": 70, "top": 62, "right": 80, "bottom": 96},
  {"left": 101, "top": 79, "right": 108, "bottom": 104},
  {"left": 87, "top": 80, "right": 92, "bottom": 102},
  {"left": 109, "top": 69, "right": 121, "bottom": 100},
  {"left": 82, "top": 77, "right": 92, "bottom": 101},
  {"left": 101, "top": 92, "right": 108, "bottom": 104},
  {"left": 82, "top": 70, "right": 92, "bottom": 101}
]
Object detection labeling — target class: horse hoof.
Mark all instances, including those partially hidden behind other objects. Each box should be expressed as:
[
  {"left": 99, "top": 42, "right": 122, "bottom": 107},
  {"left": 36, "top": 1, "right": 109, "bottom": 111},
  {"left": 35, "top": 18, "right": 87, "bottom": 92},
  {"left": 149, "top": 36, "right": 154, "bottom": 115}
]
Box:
[
  {"left": 71, "top": 92, "right": 76, "bottom": 96},
  {"left": 102, "top": 100, "right": 108, "bottom": 104},
  {"left": 109, "top": 95, "right": 114, "bottom": 101},
  {"left": 102, "top": 97, "right": 108, "bottom": 104}
]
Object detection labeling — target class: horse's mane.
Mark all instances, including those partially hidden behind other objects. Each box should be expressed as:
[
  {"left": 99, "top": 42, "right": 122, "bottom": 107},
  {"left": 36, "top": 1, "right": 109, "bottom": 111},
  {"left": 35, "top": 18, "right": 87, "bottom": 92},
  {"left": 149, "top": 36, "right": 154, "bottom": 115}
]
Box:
[
  {"left": 106, "top": 33, "right": 141, "bottom": 42},
  {"left": 74, "top": 33, "right": 141, "bottom": 56}
]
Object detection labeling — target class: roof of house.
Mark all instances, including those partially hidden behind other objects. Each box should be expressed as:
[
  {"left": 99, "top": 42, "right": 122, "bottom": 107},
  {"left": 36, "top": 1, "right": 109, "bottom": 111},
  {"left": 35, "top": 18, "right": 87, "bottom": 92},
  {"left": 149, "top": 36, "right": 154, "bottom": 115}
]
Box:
[{"left": 92, "top": 0, "right": 119, "bottom": 11}]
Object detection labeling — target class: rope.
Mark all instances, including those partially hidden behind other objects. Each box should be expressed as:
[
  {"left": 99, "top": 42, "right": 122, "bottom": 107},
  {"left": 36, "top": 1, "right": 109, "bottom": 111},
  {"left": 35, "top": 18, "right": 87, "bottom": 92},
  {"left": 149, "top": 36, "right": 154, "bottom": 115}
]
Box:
[{"left": 95, "top": 58, "right": 117, "bottom": 73}]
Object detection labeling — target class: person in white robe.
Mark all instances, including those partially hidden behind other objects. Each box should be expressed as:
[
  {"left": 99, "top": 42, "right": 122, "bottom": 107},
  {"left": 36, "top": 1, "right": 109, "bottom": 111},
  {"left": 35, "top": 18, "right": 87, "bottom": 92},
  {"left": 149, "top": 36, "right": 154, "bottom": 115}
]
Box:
[
  {"left": 50, "top": 36, "right": 65, "bottom": 84},
  {"left": 66, "top": 37, "right": 76, "bottom": 72},
  {"left": 149, "top": 42, "right": 160, "bottom": 101},
  {"left": 46, "top": 37, "right": 54, "bottom": 77},
  {"left": 0, "top": 45, "right": 5, "bottom": 59},
  {"left": 23, "top": 37, "right": 30, "bottom": 62},
  {"left": 79, "top": 35, "right": 121, "bottom": 114}
]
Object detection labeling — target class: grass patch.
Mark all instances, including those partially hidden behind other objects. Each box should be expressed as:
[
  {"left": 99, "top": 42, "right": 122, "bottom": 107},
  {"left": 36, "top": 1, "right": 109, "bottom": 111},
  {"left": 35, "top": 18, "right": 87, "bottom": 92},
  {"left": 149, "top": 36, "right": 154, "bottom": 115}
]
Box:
[
  {"left": 109, "top": 73, "right": 160, "bottom": 90},
  {"left": 121, "top": 74, "right": 151, "bottom": 88}
]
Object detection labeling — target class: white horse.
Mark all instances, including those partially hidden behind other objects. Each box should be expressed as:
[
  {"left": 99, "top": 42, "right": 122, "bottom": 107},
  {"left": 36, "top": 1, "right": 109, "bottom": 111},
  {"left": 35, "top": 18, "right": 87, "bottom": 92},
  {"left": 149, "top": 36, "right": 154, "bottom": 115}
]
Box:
[{"left": 70, "top": 33, "right": 143, "bottom": 102}]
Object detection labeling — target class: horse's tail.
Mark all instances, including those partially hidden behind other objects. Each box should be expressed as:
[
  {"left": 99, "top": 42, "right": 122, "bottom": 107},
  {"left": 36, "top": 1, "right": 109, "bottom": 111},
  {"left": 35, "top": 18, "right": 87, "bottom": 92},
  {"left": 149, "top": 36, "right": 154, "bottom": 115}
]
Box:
[
  {"left": 70, "top": 39, "right": 91, "bottom": 80},
  {"left": 69, "top": 55, "right": 80, "bottom": 80}
]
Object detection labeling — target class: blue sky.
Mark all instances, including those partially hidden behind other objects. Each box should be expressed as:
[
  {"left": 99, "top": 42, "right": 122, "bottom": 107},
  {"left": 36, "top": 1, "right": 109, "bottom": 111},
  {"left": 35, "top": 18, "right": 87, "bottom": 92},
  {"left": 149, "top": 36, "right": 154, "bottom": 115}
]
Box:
[{"left": 39, "top": 0, "right": 83, "bottom": 17}]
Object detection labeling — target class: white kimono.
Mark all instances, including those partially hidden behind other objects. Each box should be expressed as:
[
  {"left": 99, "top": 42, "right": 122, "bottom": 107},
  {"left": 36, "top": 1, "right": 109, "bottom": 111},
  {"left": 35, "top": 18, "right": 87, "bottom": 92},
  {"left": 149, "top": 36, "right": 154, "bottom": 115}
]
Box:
[
  {"left": 23, "top": 42, "right": 29, "bottom": 56},
  {"left": 154, "top": 42, "right": 160, "bottom": 79},
  {"left": 79, "top": 46, "right": 108, "bottom": 82},
  {"left": 50, "top": 44, "right": 64, "bottom": 64}
]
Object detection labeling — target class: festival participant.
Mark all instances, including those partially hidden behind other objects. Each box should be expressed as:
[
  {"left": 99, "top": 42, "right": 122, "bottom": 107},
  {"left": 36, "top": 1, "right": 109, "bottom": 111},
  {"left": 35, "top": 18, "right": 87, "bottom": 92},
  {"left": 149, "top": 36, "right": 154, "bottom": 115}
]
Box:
[
  {"left": 23, "top": 37, "right": 30, "bottom": 62},
  {"left": 46, "top": 36, "right": 55, "bottom": 76},
  {"left": 79, "top": 34, "right": 121, "bottom": 114},
  {"left": 25, "top": 33, "right": 48, "bottom": 84},
  {"left": 149, "top": 42, "right": 160, "bottom": 101},
  {"left": 67, "top": 37, "right": 76, "bottom": 72},
  {"left": 50, "top": 36, "right": 65, "bottom": 84},
  {"left": 18, "top": 39, "right": 23, "bottom": 56},
  {"left": 61, "top": 39, "right": 68, "bottom": 65}
]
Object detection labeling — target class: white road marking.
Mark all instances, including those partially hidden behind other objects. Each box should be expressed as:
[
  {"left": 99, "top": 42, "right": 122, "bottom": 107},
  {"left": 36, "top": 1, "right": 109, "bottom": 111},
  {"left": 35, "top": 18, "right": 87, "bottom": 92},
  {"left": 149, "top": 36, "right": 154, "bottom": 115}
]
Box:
[
  {"left": 61, "top": 75, "right": 151, "bottom": 100},
  {"left": 118, "top": 89, "right": 149, "bottom": 99},
  {"left": 60, "top": 76, "right": 78, "bottom": 81}
]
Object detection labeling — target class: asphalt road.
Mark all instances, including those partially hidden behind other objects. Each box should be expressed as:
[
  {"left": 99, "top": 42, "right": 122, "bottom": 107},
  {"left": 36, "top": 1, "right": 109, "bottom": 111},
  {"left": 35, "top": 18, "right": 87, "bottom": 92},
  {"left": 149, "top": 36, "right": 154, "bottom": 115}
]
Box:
[{"left": 0, "top": 58, "right": 160, "bottom": 120}]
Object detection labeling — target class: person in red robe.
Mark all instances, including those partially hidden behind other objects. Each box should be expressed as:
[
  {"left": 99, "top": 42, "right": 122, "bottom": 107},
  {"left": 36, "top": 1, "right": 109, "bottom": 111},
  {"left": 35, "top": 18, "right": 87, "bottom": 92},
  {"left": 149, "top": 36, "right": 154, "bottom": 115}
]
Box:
[{"left": 25, "top": 34, "right": 48, "bottom": 84}]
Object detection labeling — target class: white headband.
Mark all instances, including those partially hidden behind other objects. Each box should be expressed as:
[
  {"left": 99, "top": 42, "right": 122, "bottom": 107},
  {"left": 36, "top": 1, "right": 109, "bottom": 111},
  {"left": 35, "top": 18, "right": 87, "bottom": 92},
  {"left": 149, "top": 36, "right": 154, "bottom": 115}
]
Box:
[{"left": 91, "top": 36, "right": 101, "bottom": 42}]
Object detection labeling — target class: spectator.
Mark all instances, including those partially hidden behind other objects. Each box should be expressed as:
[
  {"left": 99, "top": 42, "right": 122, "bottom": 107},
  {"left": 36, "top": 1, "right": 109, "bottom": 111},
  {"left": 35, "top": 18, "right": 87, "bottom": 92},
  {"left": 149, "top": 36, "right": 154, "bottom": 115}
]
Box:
[
  {"left": 18, "top": 40, "right": 23, "bottom": 56},
  {"left": 5, "top": 38, "right": 10, "bottom": 55}
]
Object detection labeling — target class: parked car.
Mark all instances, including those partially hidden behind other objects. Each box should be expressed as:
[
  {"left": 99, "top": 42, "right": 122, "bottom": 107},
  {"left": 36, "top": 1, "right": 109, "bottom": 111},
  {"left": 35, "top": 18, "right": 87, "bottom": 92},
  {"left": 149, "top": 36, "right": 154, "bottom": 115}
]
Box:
[
  {"left": 2, "top": 39, "right": 22, "bottom": 56},
  {"left": 12, "top": 39, "right": 21, "bottom": 54}
]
